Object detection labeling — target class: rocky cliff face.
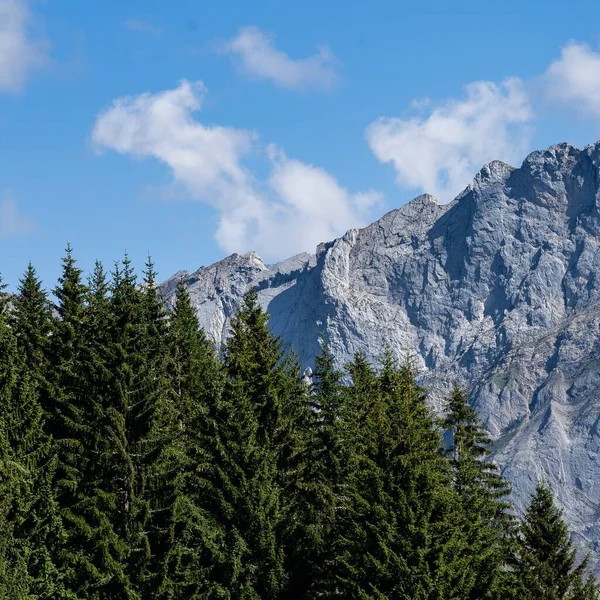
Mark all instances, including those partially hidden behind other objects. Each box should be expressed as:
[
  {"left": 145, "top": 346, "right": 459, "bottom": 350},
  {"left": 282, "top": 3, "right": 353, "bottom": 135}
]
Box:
[{"left": 162, "top": 141, "right": 600, "bottom": 564}]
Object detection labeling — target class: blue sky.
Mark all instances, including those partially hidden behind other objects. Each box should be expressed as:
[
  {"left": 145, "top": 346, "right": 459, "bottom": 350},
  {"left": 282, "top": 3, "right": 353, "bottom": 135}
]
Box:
[{"left": 1, "top": 0, "right": 600, "bottom": 291}]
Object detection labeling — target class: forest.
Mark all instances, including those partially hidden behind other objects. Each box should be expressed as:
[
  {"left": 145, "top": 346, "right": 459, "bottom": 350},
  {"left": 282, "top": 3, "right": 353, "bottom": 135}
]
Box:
[{"left": 0, "top": 246, "right": 597, "bottom": 599}]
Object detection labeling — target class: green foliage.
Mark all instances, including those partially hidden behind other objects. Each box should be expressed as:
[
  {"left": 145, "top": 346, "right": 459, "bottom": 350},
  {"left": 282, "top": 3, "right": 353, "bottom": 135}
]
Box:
[
  {"left": 208, "top": 288, "right": 295, "bottom": 598},
  {"left": 4, "top": 269, "right": 72, "bottom": 597},
  {"left": 0, "top": 275, "right": 32, "bottom": 598},
  {"left": 444, "top": 384, "right": 515, "bottom": 599},
  {"left": 0, "top": 255, "right": 595, "bottom": 599},
  {"left": 9, "top": 264, "right": 54, "bottom": 381},
  {"left": 151, "top": 278, "right": 227, "bottom": 599},
  {"left": 514, "top": 483, "right": 599, "bottom": 600},
  {"left": 282, "top": 339, "right": 347, "bottom": 599}
]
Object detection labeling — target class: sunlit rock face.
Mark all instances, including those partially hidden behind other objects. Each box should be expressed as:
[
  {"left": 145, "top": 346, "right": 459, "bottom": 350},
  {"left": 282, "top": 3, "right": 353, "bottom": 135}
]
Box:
[{"left": 162, "top": 141, "right": 600, "bottom": 566}]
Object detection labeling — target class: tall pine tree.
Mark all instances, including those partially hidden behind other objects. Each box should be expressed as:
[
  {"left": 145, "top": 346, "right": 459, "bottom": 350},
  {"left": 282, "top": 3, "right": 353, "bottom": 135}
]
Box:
[
  {"left": 514, "top": 483, "right": 598, "bottom": 600},
  {"left": 444, "top": 384, "right": 514, "bottom": 599},
  {"left": 282, "top": 339, "right": 347, "bottom": 599},
  {"left": 335, "top": 351, "right": 397, "bottom": 599},
  {"left": 0, "top": 274, "right": 31, "bottom": 598},
  {"left": 150, "top": 278, "right": 227, "bottom": 598},
  {"left": 5, "top": 267, "right": 72, "bottom": 597},
  {"left": 210, "top": 288, "right": 295, "bottom": 598}
]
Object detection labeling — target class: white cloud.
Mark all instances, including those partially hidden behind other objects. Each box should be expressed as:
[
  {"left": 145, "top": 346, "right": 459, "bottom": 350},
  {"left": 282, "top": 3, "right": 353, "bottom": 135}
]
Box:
[
  {"left": 0, "top": 194, "right": 34, "bottom": 238},
  {"left": 544, "top": 41, "right": 600, "bottom": 121},
  {"left": 220, "top": 25, "right": 338, "bottom": 91},
  {"left": 92, "top": 80, "right": 256, "bottom": 199},
  {"left": 122, "top": 19, "right": 162, "bottom": 36},
  {"left": 213, "top": 148, "right": 380, "bottom": 258},
  {"left": 92, "top": 80, "right": 378, "bottom": 260},
  {"left": 0, "top": 0, "right": 48, "bottom": 92},
  {"left": 366, "top": 78, "right": 534, "bottom": 202}
]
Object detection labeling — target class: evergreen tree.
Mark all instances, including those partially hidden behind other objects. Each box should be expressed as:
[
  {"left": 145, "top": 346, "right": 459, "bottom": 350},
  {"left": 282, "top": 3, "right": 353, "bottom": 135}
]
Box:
[
  {"left": 515, "top": 483, "right": 598, "bottom": 600},
  {"left": 444, "top": 384, "right": 514, "bottom": 599},
  {"left": 209, "top": 288, "right": 294, "bottom": 598},
  {"left": 106, "top": 254, "right": 153, "bottom": 598},
  {"left": 0, "top": 429, "right": 31, "bottom": 599},
  {"left": 50, "top": 244, "right": 90, "bottom": 557},
  {"left": 9, "top": 263, "right": 54, "bottom": 417},
  {"left": 335, "top": 351, "right": 397, "bottom": 599},
  {"left": 338, "top": 352, "right": 468, "bottom": 599},
  {"left": 49, "top": 257, "right": 133, "bottom": 598},
  {"left": 282, "top": 339, "right": 347, "bottom": 599},
  {"left": 0, "top": 275, "right": 31, "bottom": 598},
  {"left": 151, "top": 278, "right": 226, "bottom": 598},
  {"left": 134, "top": 256, "right": 174, "bottom": 594},
  {"left": 81, "top": 260, "right": 134, "bottom": 597},
  {"left": 5, "top": 268, "right": 72, "bottom": 597},
  {"left": 385, "top": 358, "right": 467, "bottom": 600}
]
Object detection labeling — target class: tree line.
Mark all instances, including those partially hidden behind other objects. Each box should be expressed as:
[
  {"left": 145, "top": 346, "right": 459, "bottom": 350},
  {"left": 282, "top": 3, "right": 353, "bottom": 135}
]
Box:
[{"left": 0, "top": 247, "right": 597, "bottom": 599}]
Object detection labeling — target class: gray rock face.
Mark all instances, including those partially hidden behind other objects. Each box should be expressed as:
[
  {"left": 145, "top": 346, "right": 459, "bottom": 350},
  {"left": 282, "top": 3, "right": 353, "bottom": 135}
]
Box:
[{"left": 162, "top": 141, "right": 600, "bottom": 564}]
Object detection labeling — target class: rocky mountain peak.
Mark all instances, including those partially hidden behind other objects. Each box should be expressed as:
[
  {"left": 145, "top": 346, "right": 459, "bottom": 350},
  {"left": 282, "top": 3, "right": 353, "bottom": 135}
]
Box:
[
  {"left": 472, "top": 159, "right": 515, "bottom": 186},
  {"left": 161, "top": 140, "right": 600, "bottom": 568}
]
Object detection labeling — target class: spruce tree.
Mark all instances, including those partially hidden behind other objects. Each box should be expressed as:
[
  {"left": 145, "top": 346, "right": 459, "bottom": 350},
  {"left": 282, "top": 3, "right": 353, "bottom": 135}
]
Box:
[
  {"left": 6, "top": 267, "right": 72, "bottom": 597},
  {"left": 384, "top": 358, "right": 466, "bottom": 600},
  {"left": 444, "top": 384, "right": 514, "bottom": 599},
  {"left": 48, "top": 256, "right": 133, "bottom": 598},
  {"left": 282, "top": 339, "right": 347, "bottom": 599},
  {"left": 106, "top": 254, "right": 153, "bottom": 598},
  {"left": 77, "top": 260, "right": 133, "bottom": 598},
  {"left": 0, "top": 275, "right": 31, "bottom": 597},
  {"left": 50, "top": 245, "right": 90, "bottom": 558},
  {"left": 151, "top": 278, "right": 226, "bottom": 598},
  {"left": 0, "top": 429, "right": 33, "bottom": 599},
  {"left": 337, "top": 352, "right": 467, "bottom": 599},
  {"left": 334, "top": 351, "right": 396, "bottom": 599},
  {"left": 209, "top": 288, "right": 294, "bottom": 598},
  {"left": 9, "top": 263, "right": 54, "bottom": 418},
  {"left": 515, "top": 483, "right": 598, "bottom": 600},
  {"left": 134, "top": 256, "right": 174, "bottom": 594}
]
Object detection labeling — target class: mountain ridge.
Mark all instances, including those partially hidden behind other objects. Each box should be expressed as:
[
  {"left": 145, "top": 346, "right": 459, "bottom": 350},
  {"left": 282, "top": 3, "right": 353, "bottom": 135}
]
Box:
[{"left": 162, "top": 139, "right": 600, "bottom": 565}]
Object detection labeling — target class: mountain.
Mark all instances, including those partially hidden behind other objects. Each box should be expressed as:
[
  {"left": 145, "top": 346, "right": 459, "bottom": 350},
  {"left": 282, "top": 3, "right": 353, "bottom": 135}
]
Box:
[{"left": 162, "top": 141, "right": 600, "bottom": 564}]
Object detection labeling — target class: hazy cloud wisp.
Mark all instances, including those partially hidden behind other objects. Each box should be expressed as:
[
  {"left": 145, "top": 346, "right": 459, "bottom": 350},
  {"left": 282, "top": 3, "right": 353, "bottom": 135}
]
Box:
[
  {"left": 122, "top": 19, "right": 162, "bottom": 36},
  {"left": 0, "top": 0, "right": 48, "bottom": 92},
  {"left": 0, "top": 194, "right": 34, "bottom": 239},
  {"left": 220, "top": 25, "right": 338, "bottom": 91},
  {"left": 544, "top": 41, "right": 600, "bottom": 121}
]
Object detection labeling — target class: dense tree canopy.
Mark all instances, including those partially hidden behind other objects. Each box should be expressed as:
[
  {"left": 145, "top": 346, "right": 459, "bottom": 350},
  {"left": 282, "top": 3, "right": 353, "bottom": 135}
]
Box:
[{"left": 0, "top": 251, "right": 596, "bottom": 599}]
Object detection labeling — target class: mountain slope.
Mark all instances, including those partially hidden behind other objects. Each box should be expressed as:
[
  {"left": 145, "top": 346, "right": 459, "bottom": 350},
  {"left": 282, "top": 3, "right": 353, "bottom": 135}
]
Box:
[{"left": 162, "top": 141, "right": 600, "bottom": 564}]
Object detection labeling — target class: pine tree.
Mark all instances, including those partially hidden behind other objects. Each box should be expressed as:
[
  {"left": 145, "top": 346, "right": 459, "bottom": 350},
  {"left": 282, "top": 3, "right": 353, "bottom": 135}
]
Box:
[
  {"left": 569, "top": 574, "right": 600, "bottom": 600},
  {"left": 208, "top": 288, "right": 294, "bottom": 598},
  {"left": 46, "top": 254, "right": 133, "bottom": 598},
  {"left": 151, "top": 278, "right": 227, "bottom": 598},
  {"left": 0, "top": 428, "right": 31, "bottom": 599},
  {"left": 515, "top": 483, "right": 598, "bottom": 600},
  {"left": 444, "top": 384, "right": 514, "bottom": 599},
  {"left": 282, "top": 339, "right": 347, "bottom": 599},
  {"left": 133, "top": 256, "right": 175, "bottom": 594},
  {"left": 106, "top": 254, "right": 154, "bottom": 598},
  {"left": 76, "top": 260, "right": 133, "bottom": 598},
  {"left": 333, "top": 351, "right": 399, "bottom": 599},
  {"left": 9, "top": 263, "right": 54, "bottom": 418},
  {"left": 0, "top": 275, "right": 31, "bottom": 597},
  {"left": 337, "top": 352, "right": 468, "bottom": 599},
  {"left": 50, "top": 245, "right": 90, "bottom": 560},
  {"left": 384, "top": 358, "right": 466, "bottom": 600},
  {"left": 3, "top": 268, "right": 73, "bottom": 597}
]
